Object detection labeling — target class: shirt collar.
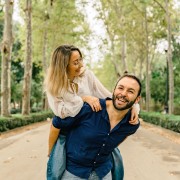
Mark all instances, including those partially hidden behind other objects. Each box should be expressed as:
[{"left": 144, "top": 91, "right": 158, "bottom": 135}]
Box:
[{"left": 101, "top": 98, "right": 131, "bottom": 123}]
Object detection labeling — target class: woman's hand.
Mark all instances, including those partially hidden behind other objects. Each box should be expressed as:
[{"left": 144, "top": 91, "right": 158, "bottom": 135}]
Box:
[
  {"left": 129, "top": 103, "right": 140, "bottom": 125},
  {"left": 82, "top": 96, "right": 102, "bottom": 112}
]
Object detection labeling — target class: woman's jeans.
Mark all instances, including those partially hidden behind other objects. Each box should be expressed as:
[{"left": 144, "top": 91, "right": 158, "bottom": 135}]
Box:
[{"left": 46, "top": 135, "right": 124, "bottom": 180}]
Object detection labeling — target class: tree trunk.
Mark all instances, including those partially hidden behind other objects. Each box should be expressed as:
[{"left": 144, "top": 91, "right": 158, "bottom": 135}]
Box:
[
  {"left": 121, "top": 34, "right": 128, "bottom": 72},
  {"left": 145, "top": 7, "right": 151, "bottom": 112},
  {"left": 165, "top": 0, "right": 174, "bottom": 114},
  {"left": 22, "top": 0, "right": 32, "bottom": 115},
  {"left": 42, "top": 26, "right": 49, "bottom": 110},
  {"left": 0, "top": 0, "right": 14, "bottom": 117},
  {"left": 111, "top": 41, "right": 121, "bottom": 78}
]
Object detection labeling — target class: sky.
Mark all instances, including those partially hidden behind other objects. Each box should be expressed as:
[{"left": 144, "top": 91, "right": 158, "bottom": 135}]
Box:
[
  {"left": 75, "top": 0, "right": 108, "bottom": 64},
  {"left": 13, "top": 0, "right": 23, "bottom": 24}
]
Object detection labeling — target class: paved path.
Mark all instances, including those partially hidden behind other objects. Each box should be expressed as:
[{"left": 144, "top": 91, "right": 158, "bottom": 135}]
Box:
[
  {"left": 0, "top": 120, "right": 180, "bottom": 180},
  {"left": 120, "top": 120, "right": 180, "bottom": 180}
]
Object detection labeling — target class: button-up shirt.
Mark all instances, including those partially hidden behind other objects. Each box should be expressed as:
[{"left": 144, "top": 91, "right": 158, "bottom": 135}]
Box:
[{"left": 52, "top": 98, "right": 140, "bottom": 179}]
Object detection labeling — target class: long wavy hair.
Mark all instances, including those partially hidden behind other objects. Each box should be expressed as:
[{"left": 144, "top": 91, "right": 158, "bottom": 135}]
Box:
[{"left": 44, "top": 45, "right": 82, "bottom": 97}]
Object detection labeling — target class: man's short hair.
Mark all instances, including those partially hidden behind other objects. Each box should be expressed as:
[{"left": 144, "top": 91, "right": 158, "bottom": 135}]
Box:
[{"left": 115, "top": 71, "right": 142, "bottom": 97}]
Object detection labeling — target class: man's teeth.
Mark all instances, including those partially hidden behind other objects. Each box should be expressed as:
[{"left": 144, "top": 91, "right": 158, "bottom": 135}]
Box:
[{"left": 117, "top": 98, "right": 126, "bottom": 102}]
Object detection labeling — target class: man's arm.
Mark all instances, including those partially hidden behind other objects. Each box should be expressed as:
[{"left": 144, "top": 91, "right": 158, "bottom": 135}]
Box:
[
  {"left": 52, "top": 103, "right": 93, "bottom": 129},
  {"left": 118, "top": 137, "right": 128, "bottom": 147},
  {"left": 48, "top": 123, "right": 60, "bottom": 157}
]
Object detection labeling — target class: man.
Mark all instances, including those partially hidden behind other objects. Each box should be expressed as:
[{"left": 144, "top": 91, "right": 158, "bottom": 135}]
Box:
[{"left": 49, "top": 73, "right": 141, "bottom": 180}]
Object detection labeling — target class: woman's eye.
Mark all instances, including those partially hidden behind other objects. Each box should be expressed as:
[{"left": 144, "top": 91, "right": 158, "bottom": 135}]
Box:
[{"left": 74, "top": 62, "right": 78, "bottom": 65}]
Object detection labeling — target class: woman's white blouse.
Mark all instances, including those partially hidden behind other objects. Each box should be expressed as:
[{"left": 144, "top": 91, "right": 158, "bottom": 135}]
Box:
[{"left": 46, "top": 69, "right": 112, "bottom": 118}]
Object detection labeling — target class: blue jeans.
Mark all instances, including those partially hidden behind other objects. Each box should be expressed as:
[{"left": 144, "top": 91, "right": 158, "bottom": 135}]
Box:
[
  {"left": 46, "top": 135, "right": 124, "bottom": 180},
  {"left": 61, "top": 170, "right": 112, "bottom": 180},
  {"left": 47, "top": 135, "right": 66, "bottom": 180}
]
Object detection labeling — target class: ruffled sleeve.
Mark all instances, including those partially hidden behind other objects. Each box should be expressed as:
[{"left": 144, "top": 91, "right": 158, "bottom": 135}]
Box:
[{"left": 46, "top": 89, "right": 83, "bottom": 119}]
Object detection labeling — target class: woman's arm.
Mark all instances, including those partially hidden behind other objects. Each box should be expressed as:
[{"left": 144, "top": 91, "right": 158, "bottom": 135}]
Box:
[
  {"left": 129, "top": 103, "right": 140, "bottom": 125},
  {"left": 81, "top": 96, "right": 102, "bottom": 112},
  {"left": 48, "top": 123, "right": 60, "bottom": 157},
  {"left": 79, "top": 70, "right": 111, "bottom": 112},
  {"left": 46, "top": 91, "right": 83, "bottom": 118},
  {"left": 86, "top": 69, "right": 112, "bottom": 98}
]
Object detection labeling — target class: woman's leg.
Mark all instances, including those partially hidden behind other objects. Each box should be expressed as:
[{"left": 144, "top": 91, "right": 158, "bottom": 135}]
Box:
[
  {"left": 46, "top": 135, "right": 66, "bottom": 180},
  {"left": 111, "top": 147, "right": 124, "bottom": 180}
]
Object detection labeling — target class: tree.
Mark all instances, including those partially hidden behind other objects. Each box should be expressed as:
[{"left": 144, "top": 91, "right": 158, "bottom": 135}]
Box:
[
  {"left": 153, "top": 0, "right": 174, "bottom": 114},
  {"left": 22, "top": 0, "right": 32, "bottom": 115},
  {"left": 165, "top": 0, "right": 174, "bottom": 114},
  {"left": 0, "top": 0, "right": 14, "bottom": 116}
]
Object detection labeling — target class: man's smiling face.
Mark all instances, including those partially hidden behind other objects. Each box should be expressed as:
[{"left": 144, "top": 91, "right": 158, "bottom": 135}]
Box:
[{"left": 112, "top": 77, "right": 140, "bottom": 111}]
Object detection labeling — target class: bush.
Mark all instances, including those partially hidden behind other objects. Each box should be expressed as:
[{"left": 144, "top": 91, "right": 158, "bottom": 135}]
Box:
[
  {"left": 140, "top": 111, "right": 180, "bottom": 133},
  {"left": 0, "top": 111, "right": 54, "bottom": 132}
]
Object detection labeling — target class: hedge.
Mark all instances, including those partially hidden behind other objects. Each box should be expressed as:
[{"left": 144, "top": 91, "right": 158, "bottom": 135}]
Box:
[
  {"left": 1, "top": 110, "right": 180, "bottom": 133},
  {"left": 0, "top": 111, "right": 54, "bottom": 132},
  {"left": 139, "top": 111, "right": 180, "bottom": 133}
]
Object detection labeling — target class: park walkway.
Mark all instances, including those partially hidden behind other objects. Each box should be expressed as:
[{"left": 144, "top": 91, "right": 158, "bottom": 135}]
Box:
[{"left": 0, "top": 120, "right": 180, "bottom": 180}]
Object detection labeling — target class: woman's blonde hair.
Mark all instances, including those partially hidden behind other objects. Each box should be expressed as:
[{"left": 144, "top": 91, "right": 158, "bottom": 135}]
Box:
[{"left": 44, "top": 45, "right": 82, "bottom": 97}]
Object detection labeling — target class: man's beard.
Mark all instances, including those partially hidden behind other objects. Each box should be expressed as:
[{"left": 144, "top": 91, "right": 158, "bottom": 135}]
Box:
[{"left": 112, "top": 94, "right": 136, "bottom": 111}]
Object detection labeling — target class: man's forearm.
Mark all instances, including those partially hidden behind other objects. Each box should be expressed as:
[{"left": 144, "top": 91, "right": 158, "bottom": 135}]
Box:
[{"left": 48, "top": 123, "right": 60, "bottom": 156}]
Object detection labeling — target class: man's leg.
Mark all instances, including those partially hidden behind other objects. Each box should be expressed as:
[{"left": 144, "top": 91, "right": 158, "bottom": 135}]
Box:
[
  {"left": 61, "top": 170, "right": 112, "bottom": 180},
  {"left": 61, "top": 170, "right": 85, "bottom": 180},
  {"left": 88, "top": 171, "right": 112, "bottom": 180}
]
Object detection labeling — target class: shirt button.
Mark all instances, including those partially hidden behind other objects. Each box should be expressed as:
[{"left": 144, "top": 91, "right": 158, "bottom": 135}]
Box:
[
  {"left": 94, "top": 162, "right": 96, "bottom": 164},
  {"left": 108, "top": 133, "right": 109, "bottom": 135},
  {"left": 103, "top": 144, "right": 105, "bottom": 146},
  {"left": 98, "top": 154, "right": 100, "bottom": 156}
]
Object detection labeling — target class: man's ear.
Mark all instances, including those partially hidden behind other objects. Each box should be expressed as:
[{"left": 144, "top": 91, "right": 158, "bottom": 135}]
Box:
[{"left": 135, "top": 96, "right": 141, "bottom": 104}]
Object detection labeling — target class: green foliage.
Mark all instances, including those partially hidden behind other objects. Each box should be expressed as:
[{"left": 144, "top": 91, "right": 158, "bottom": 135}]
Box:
[
  {"left": 0, "top": 111, "right": 54, "bottom": 132},
  {"left": 93, "top": 56, "right": 117, "bottom": 92},
  {"left": 140, "top": 111, "right": 180, "bottom": 133},
  {"left": 30, "top": 0, "right": 90, "bottom": 66},
  {"left": 173, "top": 37, "right": 180, "bottom": 105},
  {"left": 150, "top": 69, "right": 166, "bottom": 104}
]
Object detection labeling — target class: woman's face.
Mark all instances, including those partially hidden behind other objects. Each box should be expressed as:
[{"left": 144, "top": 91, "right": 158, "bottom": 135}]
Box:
[{"left": 67, "top": 50, "right": 83, "bottom": 81}]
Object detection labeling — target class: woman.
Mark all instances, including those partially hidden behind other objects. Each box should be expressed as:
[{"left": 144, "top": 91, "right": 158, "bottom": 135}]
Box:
[{"left": 44, "top": 45, "right": 139, "bottom": 180}]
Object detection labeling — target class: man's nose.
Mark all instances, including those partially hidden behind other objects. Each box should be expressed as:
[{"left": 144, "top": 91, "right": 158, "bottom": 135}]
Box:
[{"left": 120, "top": 89, "right": 127, "bottom": 96}]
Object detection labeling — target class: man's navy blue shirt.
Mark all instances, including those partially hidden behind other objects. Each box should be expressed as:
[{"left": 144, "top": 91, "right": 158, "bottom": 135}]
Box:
[{"left": 52, "top": 98, "right": 140, "bottom": 179}]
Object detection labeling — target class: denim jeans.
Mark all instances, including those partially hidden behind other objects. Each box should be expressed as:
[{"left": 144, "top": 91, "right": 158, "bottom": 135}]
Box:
[
  {"left": 61, "top": 170, "right": 112, "bottom": 180},
  {"left": 111, "top": 147, "right": 124, "bottom": 180},
  {"left": 46, "top": 135, "right": 124, "bottom": 180},
  {"left": 47, "top": 135, "right": 66, "bottom": 180}
]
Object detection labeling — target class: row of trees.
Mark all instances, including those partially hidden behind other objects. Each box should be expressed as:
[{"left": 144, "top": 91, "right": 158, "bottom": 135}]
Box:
[
  {"left": 91, "top": 0, "right": 179, "bottom": 114},
  {"left": 0, "top": 0, "right": 90, "bottom": 117},
  {"left": 0, "top": 0, "right": 179, "bottom": 117}
]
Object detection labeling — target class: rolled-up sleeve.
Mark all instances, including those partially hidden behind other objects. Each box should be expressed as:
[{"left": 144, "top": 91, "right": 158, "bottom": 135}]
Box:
[
  {"left": 52, "top": 116, "right": 76, "bottom": 129},
  {"left": 52, "top": 102, "right": 93, "bottom": 129}
]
